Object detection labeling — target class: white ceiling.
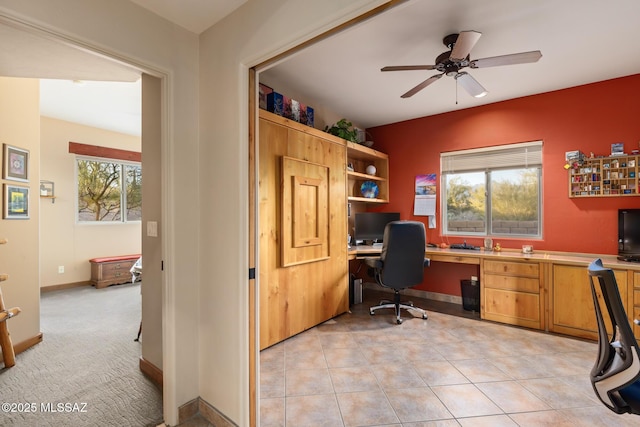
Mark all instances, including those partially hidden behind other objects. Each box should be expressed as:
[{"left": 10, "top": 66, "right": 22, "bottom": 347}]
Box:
[
  {"left": 129, "top": 0, "right": 247, "bottom": 34},
  {"left": 262, "top": 0, "right": 640, "bottom": 129},
  {"left": 2, "top": 0, "right": 640, "bottom": 136},
  {"left": 0, "top": 0, "right": 246, "bottom": 137}
]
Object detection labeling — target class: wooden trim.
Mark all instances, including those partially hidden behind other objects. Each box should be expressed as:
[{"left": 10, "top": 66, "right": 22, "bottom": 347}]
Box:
[
  {"left": 198, "top": 398, "right": 237, "bottom": 427},
  {"left": 13, "top": 332, "right": 43, "bottom": 355},
  {"left": 178, "top": 398, "right": 199, "bottom": 424},
  {"left": 177, "top": 397, "right": 237, "bottom": 427},
  {"left": 259, "top": 109, "right": 346, "bottom": 146},
  {"left": 69, "top": 141, "right": 141, "bottom": 162},
  {"left": 40, "top": 281, "right": 92, "bottom": 293},
  {"left": 248, "top": 68, "right": 257, "bottom": 427},
  {"left": 139, "top": 356, "right": 163, "bottom": 388}
]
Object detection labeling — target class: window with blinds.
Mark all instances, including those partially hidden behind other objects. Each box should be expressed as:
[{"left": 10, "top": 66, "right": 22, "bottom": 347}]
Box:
[{"left": 441, "top": 141, "right": 542, "bottom": 237}]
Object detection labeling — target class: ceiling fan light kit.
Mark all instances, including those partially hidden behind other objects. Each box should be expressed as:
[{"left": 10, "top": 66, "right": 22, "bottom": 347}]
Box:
[
  {"left": 382, "top": 30, "right": 542, "bottom": 99},
  {"left": 455, "top": 72, "right": 487, "bottom": 98}
]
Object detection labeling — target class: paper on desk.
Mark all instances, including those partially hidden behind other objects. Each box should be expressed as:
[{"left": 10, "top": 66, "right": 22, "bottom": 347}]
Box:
[{"left": 414, "top": 174, "right": 436, "bottom": 216}]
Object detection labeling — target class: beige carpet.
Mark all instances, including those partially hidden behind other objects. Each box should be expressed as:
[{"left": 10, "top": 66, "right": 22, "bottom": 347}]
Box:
[{"left": 0, "top": 283, "right": 163, "bottom": 426}]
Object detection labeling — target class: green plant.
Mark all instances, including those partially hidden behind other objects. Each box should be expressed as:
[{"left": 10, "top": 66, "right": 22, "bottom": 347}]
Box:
[{"left": 324, "top": 119, "right": 359, "bottom": 143}]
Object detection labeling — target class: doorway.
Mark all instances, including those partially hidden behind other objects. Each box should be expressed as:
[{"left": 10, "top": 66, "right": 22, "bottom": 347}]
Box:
[{"left": 0, "top": 16, "right": 166, "bottom": 423}]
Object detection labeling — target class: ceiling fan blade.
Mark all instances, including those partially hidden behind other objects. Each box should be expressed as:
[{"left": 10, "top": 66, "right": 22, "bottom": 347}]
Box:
[
  {"left": 381, "top": 65, "right": 436, "bottom": 72},
  {"left": 455, "top": 72, "right": 487, "bottom": 98},
  {"left": 401, "top": 74, "right": 443, "bottom": 98},
  {"left": 450, "top": 30, "right": 482, "bottom": 61},
  {"left": 470, "top": 50, "right": 542, "bottom": 68}
]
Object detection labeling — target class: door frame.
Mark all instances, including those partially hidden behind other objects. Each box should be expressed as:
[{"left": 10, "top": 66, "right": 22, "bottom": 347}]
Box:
[
  {"left": 0, "top": 11, "right": 174, "bottom": 423},
  {"left": 247, "top": 2, "right": 402, "bottom": 425}
]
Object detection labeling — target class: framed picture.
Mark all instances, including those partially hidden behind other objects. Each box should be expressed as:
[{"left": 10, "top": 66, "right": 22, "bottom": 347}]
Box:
[
  {"left": 3, "top": 144, "right": 30, "bottom": 182},
  {"left": 4, "top": 184, "right": 30, "bottom": 219}
]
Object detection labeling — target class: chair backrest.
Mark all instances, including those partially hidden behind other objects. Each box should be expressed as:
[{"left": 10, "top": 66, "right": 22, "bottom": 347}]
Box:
[
  {"left": 378, "top": 221, "right": 426, "bottom": 289},
  {"left": 588, "top": 258, "right": 640, "bottom": 414}
]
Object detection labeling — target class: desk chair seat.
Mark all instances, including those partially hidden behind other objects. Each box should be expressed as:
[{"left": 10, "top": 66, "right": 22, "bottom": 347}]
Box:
[
  {"left": 365, "top": 221, "right": 430, "bottom": 324},
  {"left": 588, "top": 258, "right": 640, "bottom": 415}
]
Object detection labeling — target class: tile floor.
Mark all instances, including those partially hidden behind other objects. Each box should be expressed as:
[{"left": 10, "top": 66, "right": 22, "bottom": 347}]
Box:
[{"left": 258, "top": 289, "right": 640, "bottom": 426}]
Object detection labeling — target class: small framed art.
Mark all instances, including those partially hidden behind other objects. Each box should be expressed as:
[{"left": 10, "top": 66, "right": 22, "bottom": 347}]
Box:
[
  {"left": 3, "top": 144, "right": 30, "bottom": 182},
  {"left": 4, "top": 184, "right": 30, "bottom": 219}
]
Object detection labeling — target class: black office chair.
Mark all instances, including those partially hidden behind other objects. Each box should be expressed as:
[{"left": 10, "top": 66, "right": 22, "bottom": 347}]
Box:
[
  {"left": 365, "top": 221, "right": 430, "bottom": 324},
  {"left": 588, "top": 258, "right": 640, "bottom": 415}
]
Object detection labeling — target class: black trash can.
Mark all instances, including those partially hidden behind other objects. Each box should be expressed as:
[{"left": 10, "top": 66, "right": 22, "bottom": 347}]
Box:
[{"left": 461, "top": 279, "right": 480, "bottom": 311}]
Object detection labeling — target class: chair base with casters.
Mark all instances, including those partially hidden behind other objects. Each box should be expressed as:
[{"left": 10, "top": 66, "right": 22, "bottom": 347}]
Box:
[
  {"left": 588, "top": 258, "right": 640, "bottom": 416},
  {"left": 369, "top": 289, "right": 428, "bottom": 324}
]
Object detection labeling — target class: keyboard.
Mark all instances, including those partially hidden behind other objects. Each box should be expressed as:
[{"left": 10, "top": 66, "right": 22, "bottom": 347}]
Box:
[
  {"left": 449, "top": 243, "right": 480, "bottom": 250},
  {"left": 618, "top": 255, "right": 640, "bottom": 263}
]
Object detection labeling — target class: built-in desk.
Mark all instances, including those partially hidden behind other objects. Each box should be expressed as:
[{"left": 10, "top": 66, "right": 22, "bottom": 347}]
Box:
[
  {"left": 349, "top": 245, "right": 640, "bottom": 342},
  {"left": 348, "top": 244, "right": 383, "bottom": 259}
]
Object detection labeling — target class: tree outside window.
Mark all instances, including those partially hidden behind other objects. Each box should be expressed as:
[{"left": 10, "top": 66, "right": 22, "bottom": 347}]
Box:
[
  {"left": 444, "top": 168, "right": 541, "bottom": 237},
  {"left": 77, "top": 158, "right": 142, "bottom": 222}
]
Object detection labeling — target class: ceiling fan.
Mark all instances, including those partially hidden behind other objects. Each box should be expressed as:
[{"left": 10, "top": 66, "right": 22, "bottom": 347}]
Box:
[{"left": 381, "top": 30, "right": 542, "bottom": 99}]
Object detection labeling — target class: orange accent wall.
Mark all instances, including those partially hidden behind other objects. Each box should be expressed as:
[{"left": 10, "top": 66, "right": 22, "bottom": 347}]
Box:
[{"left": 367, "top": 74, "right": 640, "bottom": 296}]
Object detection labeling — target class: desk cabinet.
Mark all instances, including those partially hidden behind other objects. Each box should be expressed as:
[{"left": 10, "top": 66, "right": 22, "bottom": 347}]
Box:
[
  {"left": 549, "top": 264, "right": 628, "bottom": 340},
  {"left": 481, "top": 259, "right": 543, "bottom": 329}
]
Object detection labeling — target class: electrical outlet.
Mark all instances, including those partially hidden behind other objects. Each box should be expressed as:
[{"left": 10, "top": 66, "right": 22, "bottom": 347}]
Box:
[{"left": 58, "top": 266, "right": 64, "bottom": 274}]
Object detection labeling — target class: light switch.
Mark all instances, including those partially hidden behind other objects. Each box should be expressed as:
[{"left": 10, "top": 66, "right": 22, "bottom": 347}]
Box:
[{"left": 147, "top": 221, "right": 158, "bottom": 237}]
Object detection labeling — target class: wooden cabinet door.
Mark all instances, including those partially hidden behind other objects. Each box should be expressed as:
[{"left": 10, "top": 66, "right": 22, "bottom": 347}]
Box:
[
  {"left": 259, "top": 114, "right": 348, "bottom": 349},
  {"left": 550, "top": 264, "right": 627, "bottom": 340},
  {"left": 483, "top": 287, "right": 541, "bottom": 328}
]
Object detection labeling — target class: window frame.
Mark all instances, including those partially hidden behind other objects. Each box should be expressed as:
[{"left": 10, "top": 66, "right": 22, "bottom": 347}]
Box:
[
  {"left": 440, "top": 141, "right": 543, "bottom": 239},
  {"left": 75, "top": 155, "right": 142, "bottom": 224}
]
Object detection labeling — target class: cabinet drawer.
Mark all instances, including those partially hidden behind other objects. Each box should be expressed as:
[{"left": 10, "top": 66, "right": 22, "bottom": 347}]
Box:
[
  {"left": 483, "top": 287, "right": 540, "bottom": 327},
  {"left": 102, "top": 267, "right": 130, "bottom": 278},
  {"left": 101, "top": 261, "right": 134, "bottom": 273},
  {"left": 634, "top": 307, "right": 640, "bottom": 339},
  {"left": 635, "top": 272, "right": 640, "bottom": 288},
  {"left": 635, "top": 289, "right": 640, "bottom": 306},
  {"left": 484, "top": 273, "right": 539, "bottom": 293},
  {"left": 484, "top": 259, "right": 539, "bottom": 278},
  {"left": 428, "top": 254, "right": 480, "bottom": 265}
]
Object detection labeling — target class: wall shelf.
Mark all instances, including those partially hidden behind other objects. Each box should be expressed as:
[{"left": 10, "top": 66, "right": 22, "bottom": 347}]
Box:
[
  {"left": 346, "top": 142, "right": 389, "bottom": 204},
  {"left": 569, "top": 154, "right": 639, "bottom": 197},
  {"left": 40, "top": 180, "right": 55, "bottom": 203}
]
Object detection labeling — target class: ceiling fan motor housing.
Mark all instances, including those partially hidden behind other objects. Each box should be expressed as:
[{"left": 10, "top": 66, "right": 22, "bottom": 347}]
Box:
[{"left": 435, "top": 50, "right": 469, "bottom": 76}]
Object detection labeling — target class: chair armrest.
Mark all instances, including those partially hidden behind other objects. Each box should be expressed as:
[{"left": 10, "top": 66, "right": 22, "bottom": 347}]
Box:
[
  {"left": 424, "top": 258, "right": 430, "bottom": 268},
  {"left": 364, "top": 257, "right": 383, "bottom": 269}
]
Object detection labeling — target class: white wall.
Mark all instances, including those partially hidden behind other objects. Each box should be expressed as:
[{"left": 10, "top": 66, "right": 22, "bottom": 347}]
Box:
[
  {"left": 198, "top": 0, "right": 391, "bottom": 424},
  {"left": 39, "top": 116, "right": 141, "bottom": 288},
  {"left": 260, "top": 73, "right": 367, "bottom": 133},
  {"left": 0, "top": 0, "right": 199, "bottom": 424}
]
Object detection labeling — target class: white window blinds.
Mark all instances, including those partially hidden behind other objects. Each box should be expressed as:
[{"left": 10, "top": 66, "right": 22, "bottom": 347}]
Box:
[{"left": 441, "top": 140, "right": 542, "bottom": 173}]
